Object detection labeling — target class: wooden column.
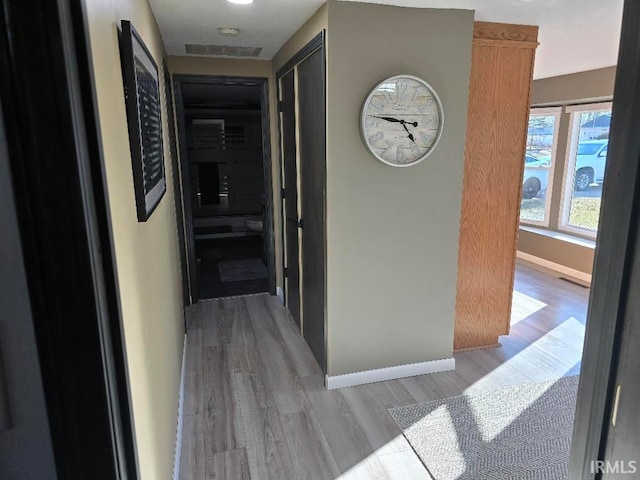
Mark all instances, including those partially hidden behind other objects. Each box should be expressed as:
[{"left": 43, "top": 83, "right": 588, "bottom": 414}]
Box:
[{"left": 454, "top": 22, "right": 539, "bottom": 351}]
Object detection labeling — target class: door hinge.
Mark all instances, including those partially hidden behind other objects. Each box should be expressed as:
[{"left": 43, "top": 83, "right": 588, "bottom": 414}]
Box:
[
  {"left": 281, "top": 188, "right": 286, "bottom": 198},
  {"left": 278, "top": 100, "right": 283, "bottom": 112},
  {"left": 283, "top": 267, "right": 288, "bottom": 277}
]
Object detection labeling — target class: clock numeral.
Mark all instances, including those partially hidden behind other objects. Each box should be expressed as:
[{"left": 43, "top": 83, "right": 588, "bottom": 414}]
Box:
[
  {"left": 365, "top": 117, "right": 380, "bottom": 128},
  {"left": 396, "top": 80, "right": 408, "bottom": 102},
  {"left": 409, "top": 142, "right": 421, "bottom": 156},
  {"left": 383, "top": 90, "right": 395, "bottom": 105},
  {"left": 411, "top": 86, "right": 422, "bottom": 102},
  {"left": 368, "top": 131, "right": 384, "bottom": 147},
  {"left": 396, "top": 146, "right": 405, "bottom": 163},
  {"left": 420, "top": 131, "right": 432, "bottom": 146},
  {"left": 382, "top": 142, "right": 395, "bottom": 159},
  {"left": 370, "top": 97, "right": 385, "bottom": 112}
]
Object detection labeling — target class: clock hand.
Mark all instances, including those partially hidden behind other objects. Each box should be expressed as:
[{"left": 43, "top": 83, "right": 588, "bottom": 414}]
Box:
[
  {"left": 369, "top": 115, "right": 419, "bottom": 128},
  {"left": 401, "top": 123, "right": 417, "bottom": 144},
  {"left": 368, "top": 115, "right": 403, "bottom": 123}
]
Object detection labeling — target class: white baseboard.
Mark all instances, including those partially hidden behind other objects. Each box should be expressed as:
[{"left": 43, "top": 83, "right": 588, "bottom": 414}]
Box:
[
  {"left": 325, "top": 357, "right": 455, "bottom": 390},
  {"left": 276, "top": 286, "right": 285, "bottom": 304},
  {"left": 516, "top": 251, "right": 592, "bottom": 284},
  {"left": 173, "top": 334, "right": 187, "bottom": 480}
]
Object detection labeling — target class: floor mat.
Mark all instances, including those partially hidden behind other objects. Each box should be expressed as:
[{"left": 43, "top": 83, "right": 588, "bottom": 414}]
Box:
[
  {"left": 218, "top": 258, "right": 268, "bottom": 283},
  {"left": 388, "top": 375, "right": 579, "bottom": 480}
]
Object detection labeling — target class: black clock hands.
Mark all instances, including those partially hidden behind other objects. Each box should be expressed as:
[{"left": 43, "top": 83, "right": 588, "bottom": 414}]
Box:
[
  {"left": 401, "top": 123, "right": 416, "bottom": 144},
  {"left": 368, "top": 115, "right": 418, "bottom": 128},
  {"left": 370, "top": 115, "right": 402, "bottom": 123},
  {"left": 368, "top": 115, "right": 418, "bottom": 143}
]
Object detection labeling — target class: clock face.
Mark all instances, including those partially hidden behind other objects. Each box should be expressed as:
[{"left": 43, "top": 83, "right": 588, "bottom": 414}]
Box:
[{"left": 361, "top": 75, "right": 444, "bottom": 167}]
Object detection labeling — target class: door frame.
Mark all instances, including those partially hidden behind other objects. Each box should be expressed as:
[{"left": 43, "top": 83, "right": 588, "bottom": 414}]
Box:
[
  {"left": 276, "top": 31, "right": 327, "bottom": 372},
  {"left": 0, "top": 0, "right": 138, "bottom": 477},
  {"left": 278, "top": 69, "right": 302, "bottom": 327},
  {"left": 163, "top": 64, "right": 191, "bottom": 308},
  {"left": 173, "top": 75, "right": 277, "bottom": 301},
  {"left": 570, "top": 0, "right": 640, "bottom": 477},
  {"left": 276, "top": 32, "right": 326, "bottom": 308}
]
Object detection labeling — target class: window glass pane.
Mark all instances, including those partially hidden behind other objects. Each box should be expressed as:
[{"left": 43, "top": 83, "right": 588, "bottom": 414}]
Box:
[
  {"left": 566, "top": 110, "right": 610, "bottom": 232},
  {"left": 520, "top": 114, "right": 555, "bottom": 224}
]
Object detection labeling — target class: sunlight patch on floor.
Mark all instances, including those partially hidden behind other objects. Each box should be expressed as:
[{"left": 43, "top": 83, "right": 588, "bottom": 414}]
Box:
[
  {"left": 464, "top": 317, "right": 584, "bottom": 442},
  {"left": 511, "top": 290, "right": 547, "bottom": 326},
  {"left": 336, "top": 432, "right": 434, "bottom": 479}
]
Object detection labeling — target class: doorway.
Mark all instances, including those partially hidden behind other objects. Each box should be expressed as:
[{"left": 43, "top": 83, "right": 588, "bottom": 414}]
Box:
[{"left": 174, "top": 76, "right": 275, "bottom": 301}]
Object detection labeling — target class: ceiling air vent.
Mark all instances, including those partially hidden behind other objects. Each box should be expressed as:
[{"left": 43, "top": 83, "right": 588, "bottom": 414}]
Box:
[{"left": 185, "top": 44, "right": 263, "bottom": 58}]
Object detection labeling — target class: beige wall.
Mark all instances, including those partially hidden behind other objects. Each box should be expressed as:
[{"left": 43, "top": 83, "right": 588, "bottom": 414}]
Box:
[
  {"left": 168, "top": 56, "right": 284, "bottom": 290},
  {"left": 272, "top": 3, "right": 328, "bottom": 73},
  {"left": 85, "top": 1, "right": 184, "bottom": 479},
  {"left": 326, "top": 1, "right": 474, "bottom": 376},
  {"left": 531, "top": 66, "right": 616, "bottom": 106},
  {"left": 517, "top": 66, "right": 615, "bottom": 275},
  {"left": 518, "top": 230, "right": 595, "bottom": 274}
]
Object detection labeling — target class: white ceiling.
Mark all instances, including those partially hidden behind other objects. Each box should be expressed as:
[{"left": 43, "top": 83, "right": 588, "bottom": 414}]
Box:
[
  {"left": 149, "top": 0, "right": 326, "bottom": 60},
  {"left": 150, "top": 0, "right": 624, "bottom": 79}
]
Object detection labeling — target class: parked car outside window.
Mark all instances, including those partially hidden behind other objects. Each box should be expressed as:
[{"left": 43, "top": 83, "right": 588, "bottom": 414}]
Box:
[
  {"left": 522, "top": 154, "right": 551, "bottom": 199},
  {"left": 573, "top": 139, "right": 608, "bottom": 191}
]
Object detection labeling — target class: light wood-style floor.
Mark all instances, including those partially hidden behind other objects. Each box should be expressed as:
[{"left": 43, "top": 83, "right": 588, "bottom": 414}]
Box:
[{"left": 179, "top": 263, "right": 589, "bottom": 479}]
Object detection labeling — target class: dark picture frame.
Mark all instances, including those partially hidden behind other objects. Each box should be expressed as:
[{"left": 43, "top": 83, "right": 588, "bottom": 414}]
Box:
[{"left": 120, "top": 20, "right": 166, "bottom": 221}]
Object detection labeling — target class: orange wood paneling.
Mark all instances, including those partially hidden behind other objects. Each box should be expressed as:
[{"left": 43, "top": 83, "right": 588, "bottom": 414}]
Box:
[
  {"left": 454, "top": 23, "right": 538, "bottom": 351},
  {"left": 473, "top": 21, "right": 539, "bottom": 44}
]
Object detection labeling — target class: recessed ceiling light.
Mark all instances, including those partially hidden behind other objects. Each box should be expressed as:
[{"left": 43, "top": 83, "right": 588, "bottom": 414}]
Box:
[
  {"left": 218, "top": 27, "right": 240, "bottom": 37},
  {"left": 226, "top": 0, "right": 254, "bottom": 4}
]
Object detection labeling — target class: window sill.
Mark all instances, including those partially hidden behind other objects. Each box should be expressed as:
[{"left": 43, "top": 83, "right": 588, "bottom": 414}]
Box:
[{"left": 519, "top": 225, "right": 596, "bottom": 249}]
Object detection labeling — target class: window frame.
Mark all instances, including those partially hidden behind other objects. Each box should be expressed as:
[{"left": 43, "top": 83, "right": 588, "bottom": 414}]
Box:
[
  {"left": 558, "top": 101, "right": 613, "bottom": 238},
  {"left": 519, "top": 106, "right": 562, "bottom": 227}
]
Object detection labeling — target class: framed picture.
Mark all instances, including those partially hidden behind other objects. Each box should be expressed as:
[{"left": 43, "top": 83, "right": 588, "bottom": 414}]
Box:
[{"left": 120, "top": 20, "right": 166, "bottom": 222}]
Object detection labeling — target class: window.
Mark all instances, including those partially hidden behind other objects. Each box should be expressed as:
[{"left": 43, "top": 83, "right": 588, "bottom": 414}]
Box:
[
  {"left": 560, "top": 103, "right": 612, "bottom": 237},
  {"left": 520, "top": 108, "right": 561, "bottom": 226}
]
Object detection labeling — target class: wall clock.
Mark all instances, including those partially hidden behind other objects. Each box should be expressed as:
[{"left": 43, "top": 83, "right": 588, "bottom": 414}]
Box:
[{"left": 361, "top": 75, "right": 444, "bottom": 167}]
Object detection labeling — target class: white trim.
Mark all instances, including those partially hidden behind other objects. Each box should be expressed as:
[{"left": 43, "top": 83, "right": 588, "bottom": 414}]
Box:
[
  {"left": 530, "top": 106, "right": 563, "bottom": 115},
  {"left": 276, "top": 286, "right": 285, "bottom": 304},
  {"left": 325, "top": 357, "right": 455, "bottom": 390},
  {"left": 173, "top": 334, "right": 187, "bottom": 480},
  {"left": 558, "top": 104, "right": 610, "bottom": 240},
  {"left": 565, "top": 101, "right": 612, "bottom": 113},
  {"left": 521, "top": 109, "right": 562, "bottom": 228},
  {"left": 516, "top": 251, "right": 592, "bottom": 284}
]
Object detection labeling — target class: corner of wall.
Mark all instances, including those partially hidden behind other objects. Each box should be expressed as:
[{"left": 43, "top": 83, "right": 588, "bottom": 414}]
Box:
[
  {"left": 272, "top": 2, "right": 328, "bottom": 73},
  {"left": 325, "top": 2, "right": 474, "bottom": 377}
]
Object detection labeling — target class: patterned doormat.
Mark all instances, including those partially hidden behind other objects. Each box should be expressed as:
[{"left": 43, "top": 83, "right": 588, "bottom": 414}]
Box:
[
  {"left": 388, "top": 376, "right": 579, "bottom": 480},
  {"left": 218, "top": 258, "right": 268, "bottom": 283}
]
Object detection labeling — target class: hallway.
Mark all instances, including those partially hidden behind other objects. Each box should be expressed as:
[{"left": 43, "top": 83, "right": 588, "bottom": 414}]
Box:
[{"left": 179, "top": 264, "right": 588, "bottom": 479}]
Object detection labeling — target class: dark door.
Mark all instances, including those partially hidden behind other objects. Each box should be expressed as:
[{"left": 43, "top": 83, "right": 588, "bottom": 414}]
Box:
[
  {"left": 175, "top": 82, "right": 199, "bottom": 303},
  {"left": 281, "top": 71, "right": 302, "bottom": 328},
  {"left": 297, "top": 48, "right": 326, "bottom": 370},
  {"left": 0, "top": 99, "right": 57, "bottom": 480},
  {"left": 163, "top": 64, "right": 190, "bottom": 306},
  {"left": 603, "top": 260, "right": 640, "bottom": 478},
  {"left": 568, "top": 1, "right": 640, "bottom": 477}
]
